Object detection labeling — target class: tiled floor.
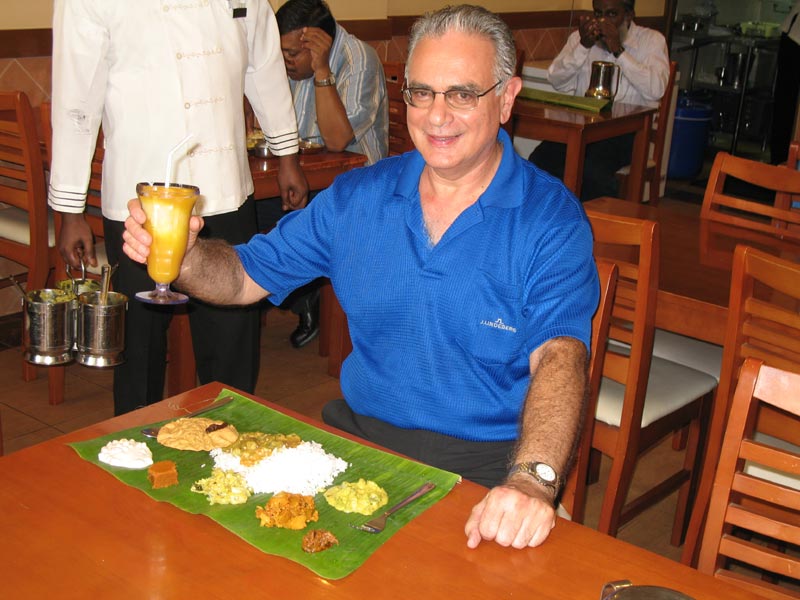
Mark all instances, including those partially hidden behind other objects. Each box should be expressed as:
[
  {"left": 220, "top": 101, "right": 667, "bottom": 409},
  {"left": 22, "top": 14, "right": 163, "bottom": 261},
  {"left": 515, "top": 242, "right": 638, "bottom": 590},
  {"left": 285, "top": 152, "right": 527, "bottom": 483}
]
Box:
[{"left": 0, "top": 305, "right": 685, "bottom": 562}]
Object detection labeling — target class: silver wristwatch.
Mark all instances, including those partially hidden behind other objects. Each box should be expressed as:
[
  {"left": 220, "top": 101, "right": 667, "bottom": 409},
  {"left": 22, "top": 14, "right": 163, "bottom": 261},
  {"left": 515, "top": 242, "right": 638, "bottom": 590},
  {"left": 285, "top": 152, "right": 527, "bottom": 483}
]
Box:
[
  {"left": 508, "top": 461, "right": 562, "bottom": 494},
  {"left": 314, "top": 74, "right": 336, "bottom": 87}
]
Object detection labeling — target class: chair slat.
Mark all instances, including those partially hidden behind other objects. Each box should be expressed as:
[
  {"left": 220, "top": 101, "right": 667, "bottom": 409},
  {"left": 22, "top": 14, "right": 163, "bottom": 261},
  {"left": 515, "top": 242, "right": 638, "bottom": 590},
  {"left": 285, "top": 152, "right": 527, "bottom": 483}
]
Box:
[
  {"left": 732, "top": 474, "right": 800, "bottom": 513},
  {"left": 719, "top": 533, "right": 800, "bottom": 582}
]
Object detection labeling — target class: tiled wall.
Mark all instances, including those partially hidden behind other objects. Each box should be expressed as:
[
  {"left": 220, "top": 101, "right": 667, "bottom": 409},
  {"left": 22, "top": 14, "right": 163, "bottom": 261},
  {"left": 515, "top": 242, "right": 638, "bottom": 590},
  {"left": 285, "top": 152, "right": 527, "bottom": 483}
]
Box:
[
  {"left": 0, "top": 26, "right": 570, "bottom": 318},
  {"left": 0, "top": 26, "right": 572, "bottom": 108}
]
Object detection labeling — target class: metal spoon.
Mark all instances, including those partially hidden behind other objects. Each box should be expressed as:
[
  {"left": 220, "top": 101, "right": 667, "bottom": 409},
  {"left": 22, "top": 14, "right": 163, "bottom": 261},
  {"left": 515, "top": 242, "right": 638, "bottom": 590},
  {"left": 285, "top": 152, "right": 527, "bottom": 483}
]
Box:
[{"left": 141, "top": 396, "right": 235, "bottom": 438}]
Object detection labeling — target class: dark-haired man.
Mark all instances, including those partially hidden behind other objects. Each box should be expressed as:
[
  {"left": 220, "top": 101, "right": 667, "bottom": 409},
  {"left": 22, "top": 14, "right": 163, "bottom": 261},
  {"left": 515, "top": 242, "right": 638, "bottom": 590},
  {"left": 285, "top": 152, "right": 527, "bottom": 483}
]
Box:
[
  {"left": 258, "top": 0, "right": 388, "bottom": 347},
  {"left": 529, "top": 0, "right": 668, "bottom": 201}
]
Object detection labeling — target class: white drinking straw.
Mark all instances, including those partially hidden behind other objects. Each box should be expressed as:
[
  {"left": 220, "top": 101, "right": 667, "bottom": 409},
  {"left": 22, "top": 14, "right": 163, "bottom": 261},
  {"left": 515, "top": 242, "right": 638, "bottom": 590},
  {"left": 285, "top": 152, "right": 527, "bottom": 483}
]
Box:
[{"left": 164, "top": 133, "right": 194, "bottom": 188}]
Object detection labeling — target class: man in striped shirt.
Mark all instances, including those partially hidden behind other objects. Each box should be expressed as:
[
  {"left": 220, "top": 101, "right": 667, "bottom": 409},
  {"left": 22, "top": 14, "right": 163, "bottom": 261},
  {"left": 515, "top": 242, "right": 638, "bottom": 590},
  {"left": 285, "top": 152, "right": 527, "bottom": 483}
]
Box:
[{"left": 258, "top": 0, "right": 389, "bottom": 348}]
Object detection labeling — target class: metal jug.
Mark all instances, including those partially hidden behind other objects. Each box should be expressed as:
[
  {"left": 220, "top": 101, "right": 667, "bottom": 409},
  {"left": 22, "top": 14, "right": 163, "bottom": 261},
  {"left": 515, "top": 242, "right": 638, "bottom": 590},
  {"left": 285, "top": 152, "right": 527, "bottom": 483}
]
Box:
[
  {"left": 585, "top": 61, "right": 621, "bottom": 101},
  {"left": 76, "top": 291, "right": 128, "bottom": 367},
  {"left": 23, "top": 289, "right": 75, "bottom": 365}
]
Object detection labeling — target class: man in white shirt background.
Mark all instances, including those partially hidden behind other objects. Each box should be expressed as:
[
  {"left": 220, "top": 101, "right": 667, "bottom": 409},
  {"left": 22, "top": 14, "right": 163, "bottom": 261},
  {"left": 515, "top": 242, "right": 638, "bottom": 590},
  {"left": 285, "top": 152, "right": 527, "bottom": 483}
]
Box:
[
  {"left": 528, "top": 0, "right": 669, "bottom": 201},
  {"left": 48, "top": 0, "right": 309, "bottom": 415}
]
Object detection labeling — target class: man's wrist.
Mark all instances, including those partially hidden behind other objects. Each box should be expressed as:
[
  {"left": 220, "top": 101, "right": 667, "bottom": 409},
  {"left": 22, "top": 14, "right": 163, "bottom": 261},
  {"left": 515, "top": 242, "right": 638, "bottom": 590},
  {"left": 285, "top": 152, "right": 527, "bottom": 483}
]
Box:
[
  {"left": 314, "top": 71, "right": 336, "bottom": 87},
  {"left": 613, "top": 45, "right": 625, "bottom": 58}
]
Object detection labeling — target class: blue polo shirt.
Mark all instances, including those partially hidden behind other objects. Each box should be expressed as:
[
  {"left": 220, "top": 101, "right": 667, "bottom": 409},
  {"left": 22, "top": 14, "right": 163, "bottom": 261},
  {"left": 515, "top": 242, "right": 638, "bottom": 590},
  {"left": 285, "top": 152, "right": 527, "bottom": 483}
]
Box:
[{"left": 237, "top": 129, "right": 598, "bottom": 442}]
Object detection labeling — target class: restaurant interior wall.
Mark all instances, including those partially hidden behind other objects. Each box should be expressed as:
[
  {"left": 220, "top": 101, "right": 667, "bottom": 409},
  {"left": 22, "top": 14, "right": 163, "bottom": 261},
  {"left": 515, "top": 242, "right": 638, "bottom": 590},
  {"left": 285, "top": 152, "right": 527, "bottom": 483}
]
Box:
[{"left": 0, "top": 0, "right": 670, "bottom": 320}]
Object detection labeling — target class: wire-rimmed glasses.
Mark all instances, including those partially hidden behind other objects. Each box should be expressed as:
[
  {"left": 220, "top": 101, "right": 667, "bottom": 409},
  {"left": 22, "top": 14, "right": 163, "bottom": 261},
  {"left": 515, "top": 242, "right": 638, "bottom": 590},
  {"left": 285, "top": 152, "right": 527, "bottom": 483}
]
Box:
[{"left": 401, "top": 80, "right": 502, "bottom": 111}]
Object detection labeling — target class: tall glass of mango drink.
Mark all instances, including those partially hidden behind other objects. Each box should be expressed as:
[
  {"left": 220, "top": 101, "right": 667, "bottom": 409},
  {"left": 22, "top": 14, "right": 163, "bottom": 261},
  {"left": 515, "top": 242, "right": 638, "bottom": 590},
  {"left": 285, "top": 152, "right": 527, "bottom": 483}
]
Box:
[{"left": 134, "top": 182, "right": 199, "bottom": 305}]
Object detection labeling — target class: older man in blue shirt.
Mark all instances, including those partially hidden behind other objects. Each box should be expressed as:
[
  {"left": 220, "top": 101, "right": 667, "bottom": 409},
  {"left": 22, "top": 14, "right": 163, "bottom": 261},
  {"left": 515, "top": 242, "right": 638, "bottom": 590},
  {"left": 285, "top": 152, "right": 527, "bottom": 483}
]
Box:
[{"left": 125, "top": 5, "right": 598, "bottom": 551}]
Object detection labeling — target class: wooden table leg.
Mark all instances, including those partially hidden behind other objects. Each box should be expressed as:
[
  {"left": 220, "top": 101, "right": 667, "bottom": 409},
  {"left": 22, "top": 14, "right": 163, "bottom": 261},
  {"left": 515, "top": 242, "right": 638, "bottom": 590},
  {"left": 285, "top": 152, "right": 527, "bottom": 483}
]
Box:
[
  {"left": 167, "top": 308, "right": 196, "bottom": 396},
  {"left": 318, "top": 281, "right": 334, "bottom": 358},
  {"left": 326, "top": 294, "right": 351, "bottom": 379},
  {"left": 626, "top": 113, "right": 652, "bottom": 203},
  {"left": 562, "top": 132, "right": 586, "bottom": 198},
  {"left": 47, "top": 365, "right": 65, "bottom": 405}
]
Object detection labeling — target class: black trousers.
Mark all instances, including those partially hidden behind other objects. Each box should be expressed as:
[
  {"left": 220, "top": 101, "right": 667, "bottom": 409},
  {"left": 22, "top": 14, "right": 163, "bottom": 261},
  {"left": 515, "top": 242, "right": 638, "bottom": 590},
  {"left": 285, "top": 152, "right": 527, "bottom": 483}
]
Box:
[
  {"left": 103, "top": 197, "right": 261, "bottom": 415},
  {"left": 529, "top": 133, "right": 635, "bottom": 202},
  {"left": 322, "top": 399, "right": 515, "bottom": 488},
  {"left": 771, "top": 33, "right": 800, "bottom": 165}
]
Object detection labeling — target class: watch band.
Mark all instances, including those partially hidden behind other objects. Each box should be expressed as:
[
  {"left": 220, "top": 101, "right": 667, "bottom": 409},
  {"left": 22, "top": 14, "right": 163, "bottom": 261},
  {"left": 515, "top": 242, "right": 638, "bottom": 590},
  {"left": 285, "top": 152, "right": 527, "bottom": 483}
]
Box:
[
  {"left": 314, "top": 74, "right": 336, "bottom": 87},
  {"left": 613, "top": 46, "right": 625, "bottom": 59},
  {"left": 507, "top": 461, "right": 563, "bottom": 495}
]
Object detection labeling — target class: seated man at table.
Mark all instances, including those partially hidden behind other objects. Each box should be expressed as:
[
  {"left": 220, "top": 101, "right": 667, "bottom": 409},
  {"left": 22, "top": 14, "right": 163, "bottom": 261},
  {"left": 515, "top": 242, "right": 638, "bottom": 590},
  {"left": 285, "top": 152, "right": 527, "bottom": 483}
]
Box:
[
  {"left": 124, "top": 4, "right": 599, "bottom": 550},
  {"left": 528, "top": 0, "right": 668, "bottom": 201},
  {"left": 257, "top": 0, "right": 389, "bottom": 348}
]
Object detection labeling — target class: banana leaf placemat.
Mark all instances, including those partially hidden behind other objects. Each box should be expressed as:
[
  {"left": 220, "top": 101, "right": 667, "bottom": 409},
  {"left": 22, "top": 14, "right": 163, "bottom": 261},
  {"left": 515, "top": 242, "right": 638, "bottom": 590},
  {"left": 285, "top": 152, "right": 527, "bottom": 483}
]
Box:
[
  {"left": 519, "top": 87, "right": 610, "bottom": 112},
  {"left": 69, "top": 390, "right": 461, "bottom": 580}
]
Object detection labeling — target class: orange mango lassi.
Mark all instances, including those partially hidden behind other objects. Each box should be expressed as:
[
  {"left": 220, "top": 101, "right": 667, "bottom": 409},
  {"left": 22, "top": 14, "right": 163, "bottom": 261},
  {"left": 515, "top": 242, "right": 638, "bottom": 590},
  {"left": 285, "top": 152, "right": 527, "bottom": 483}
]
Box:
[{"left": 137, "top": 183, "right": 199, "bottom": 284}]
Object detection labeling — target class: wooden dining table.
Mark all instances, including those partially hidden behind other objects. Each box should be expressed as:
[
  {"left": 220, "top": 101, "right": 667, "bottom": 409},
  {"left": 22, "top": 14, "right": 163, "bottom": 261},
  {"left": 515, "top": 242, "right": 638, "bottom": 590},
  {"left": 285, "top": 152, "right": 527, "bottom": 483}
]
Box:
[
  {"left": 584, "top": 196, "right": 800, "bottom": 345},
  {"left": 0, "top": 381, "right": 765, "bottom": 599},
  {"left": 166, "top": 150, "right": 367, "bottom": 396},
  {"left": 511, "top": 97, "right": 656, "bottom": 203}
]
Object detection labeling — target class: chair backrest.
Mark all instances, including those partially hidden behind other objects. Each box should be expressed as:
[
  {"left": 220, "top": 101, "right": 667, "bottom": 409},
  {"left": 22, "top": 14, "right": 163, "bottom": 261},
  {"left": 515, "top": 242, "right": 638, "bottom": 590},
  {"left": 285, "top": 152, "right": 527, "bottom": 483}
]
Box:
[
  {"left": 383, "top": 62, "right": 414, "bottom": 156},
  {"left": 697, "top": 357, "right": 800, "bottom": 598},
  {"left": 650, "top": 61, "right": 677, "bottom": 186},
  {"left": 0, "top": 90, "right": 50, "bottom": 290},
  {"left": 716, "top": 244, "right": 800, "bottom": 442},
  {"left": 586, "top": 211, "right": 659, "bottom": 436},
  {"left": 700, "top": 151, "right": 800, "bottom": 241},
  {"left": 561, "top": 258, "right": 618, "bottom": 522}
]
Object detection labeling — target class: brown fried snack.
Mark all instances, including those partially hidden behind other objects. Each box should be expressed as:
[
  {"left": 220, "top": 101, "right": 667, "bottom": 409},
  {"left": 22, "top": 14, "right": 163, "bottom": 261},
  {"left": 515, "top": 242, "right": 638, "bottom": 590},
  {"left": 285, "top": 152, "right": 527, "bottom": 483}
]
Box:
[
  {"left": 157, "top": 417, "right": 239, "bottom": 451},
  {"left": 147, "top": 460, "right": 178, "bottom": 489},
  {"left": 301, "top": 529, "right": 339, "bottom": 553},
  {"left": 255, "top": 492, "right": 319, "bottom": 530}
]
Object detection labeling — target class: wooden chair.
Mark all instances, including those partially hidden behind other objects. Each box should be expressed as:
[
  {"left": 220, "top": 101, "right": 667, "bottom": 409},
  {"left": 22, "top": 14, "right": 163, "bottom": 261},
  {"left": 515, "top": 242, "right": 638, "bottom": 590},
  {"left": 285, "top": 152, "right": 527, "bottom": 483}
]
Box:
[
  {"left": 382, "top": 62, "right": 414, "bottom": 156},
  {"left": 700, "top": 151, "right": 800, "bottom": 241},
  {"left": 586, "top": 210, "right": 718, "bottom": 542},
  {"left": 616, "top": 61, "right": 678, "bottom": 203},
  {"left": 649, "top": 143, "right": 800, "bottom": 404},
  {"left": 682, "top": 244, "right": 800, "bottom": 566},
  {"left": 560, "top": 259, "right": 618, "bottom": 523},
  {"left": 696, "top": 357, "right": 800, "bottom": 598},
  {"left": 0, "top": 91, "right": 59, "bottom": 393}
]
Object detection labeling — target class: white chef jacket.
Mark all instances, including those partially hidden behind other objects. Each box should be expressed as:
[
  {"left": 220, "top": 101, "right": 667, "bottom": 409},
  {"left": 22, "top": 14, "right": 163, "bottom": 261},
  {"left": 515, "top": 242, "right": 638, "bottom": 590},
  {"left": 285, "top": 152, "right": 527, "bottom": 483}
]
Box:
[
  {"left": 49, "top": 0, "right": 299, "bottom": 221},
  {"left": 548, "top": 22, "right": 669, "bottom": 108}
]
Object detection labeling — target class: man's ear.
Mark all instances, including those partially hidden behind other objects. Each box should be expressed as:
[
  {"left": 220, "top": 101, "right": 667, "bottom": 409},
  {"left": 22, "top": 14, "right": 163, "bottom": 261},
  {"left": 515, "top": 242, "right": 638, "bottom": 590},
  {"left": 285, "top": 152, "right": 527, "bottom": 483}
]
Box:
[{"left": 499, "top": 76, "right": 523, "bottom": 125}]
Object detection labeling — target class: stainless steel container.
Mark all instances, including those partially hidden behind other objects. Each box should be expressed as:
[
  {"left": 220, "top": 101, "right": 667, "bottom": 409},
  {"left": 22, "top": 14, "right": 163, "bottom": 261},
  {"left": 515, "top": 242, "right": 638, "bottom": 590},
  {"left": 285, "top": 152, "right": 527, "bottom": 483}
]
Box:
[
  {"left": 585, "top": 61, "right": 620, "bottom": 101},
  {"left": 76, "top": 291, "right": 128, "bottom": 367},
  {"left": 23, "top": 289, "right": 75, "bottom": 365},
  {"left": 57, "top": 277, "right": 101, "bottom": 351}
]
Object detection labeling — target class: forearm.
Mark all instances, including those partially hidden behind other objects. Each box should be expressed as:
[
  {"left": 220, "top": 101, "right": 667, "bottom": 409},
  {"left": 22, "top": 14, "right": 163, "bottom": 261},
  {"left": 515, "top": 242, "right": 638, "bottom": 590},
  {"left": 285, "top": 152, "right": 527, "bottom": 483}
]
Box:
[
  {"left": 314, "top": 85, "right": 355, "bottom": 151},
  {"left": 512, "top": 337, "right": 588, "bottom": 478},
  {"left": 176, "top": 239, "right": 268, "bottom": 306}
]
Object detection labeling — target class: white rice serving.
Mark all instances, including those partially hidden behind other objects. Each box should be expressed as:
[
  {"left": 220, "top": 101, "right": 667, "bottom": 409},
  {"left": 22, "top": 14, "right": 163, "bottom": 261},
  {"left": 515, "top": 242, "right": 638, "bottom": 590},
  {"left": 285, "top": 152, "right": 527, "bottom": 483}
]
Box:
[{"left": 210, "top": 440, "right": 348, "bottom": 496}]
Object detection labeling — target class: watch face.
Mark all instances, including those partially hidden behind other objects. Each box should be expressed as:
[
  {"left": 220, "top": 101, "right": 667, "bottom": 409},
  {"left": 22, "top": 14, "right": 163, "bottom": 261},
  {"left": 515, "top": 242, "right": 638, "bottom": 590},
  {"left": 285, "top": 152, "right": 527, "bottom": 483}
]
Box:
[{"left": 535, "top": 462, "right": 557, "bottom": 483}]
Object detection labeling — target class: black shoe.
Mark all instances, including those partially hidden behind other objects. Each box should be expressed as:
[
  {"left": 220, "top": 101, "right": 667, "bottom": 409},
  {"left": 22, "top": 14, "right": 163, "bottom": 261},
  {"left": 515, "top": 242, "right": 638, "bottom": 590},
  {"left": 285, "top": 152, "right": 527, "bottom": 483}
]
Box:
[{"left": 290, "top": 309, "right": 319, "bottom": 348}]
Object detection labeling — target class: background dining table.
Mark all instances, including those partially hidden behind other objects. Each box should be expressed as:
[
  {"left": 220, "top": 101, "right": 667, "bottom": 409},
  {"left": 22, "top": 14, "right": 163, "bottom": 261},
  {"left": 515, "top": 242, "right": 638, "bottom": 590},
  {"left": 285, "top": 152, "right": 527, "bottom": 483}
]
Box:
[
  {"left": 0, "top": 382, "right": 767, "bottom": 599},
  {"left": 584, "top": 196, "right": 800, "bottom": 345},
  {"left": 511, "top": 98, "right": 656, "bottom": 204}
]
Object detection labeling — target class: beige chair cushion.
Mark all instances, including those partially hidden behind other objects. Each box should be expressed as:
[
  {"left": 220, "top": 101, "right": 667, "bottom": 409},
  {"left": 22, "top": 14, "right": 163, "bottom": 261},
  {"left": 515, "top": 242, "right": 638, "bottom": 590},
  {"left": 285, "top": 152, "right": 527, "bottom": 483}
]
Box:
[
  {"left": 650, "top": 329, "right": 723, "bottom": 382},
  {"left": 0, "top": 204, "right": 56, "bottom": 247},
  {"left": 0, "top": 205, "right": 108, "bottom": 276},
  {"left": 744, "top": 432, "right": 800, "bottom": 491},
  {"left": 596, "top": 344, "right": 718, "bottom": 428}
]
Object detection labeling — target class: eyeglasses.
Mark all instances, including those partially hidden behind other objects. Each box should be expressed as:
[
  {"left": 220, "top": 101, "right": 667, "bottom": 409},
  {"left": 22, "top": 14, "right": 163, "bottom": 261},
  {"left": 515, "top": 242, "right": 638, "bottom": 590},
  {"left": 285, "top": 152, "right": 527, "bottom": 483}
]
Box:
[{"left": 401, "top": 81, "right": 502, "bottom": 111}]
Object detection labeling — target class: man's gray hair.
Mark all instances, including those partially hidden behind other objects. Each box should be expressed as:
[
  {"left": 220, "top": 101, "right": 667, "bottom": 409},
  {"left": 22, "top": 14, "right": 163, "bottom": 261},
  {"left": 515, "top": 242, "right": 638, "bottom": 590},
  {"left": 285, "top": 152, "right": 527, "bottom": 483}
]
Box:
[{"left": 406, "top": 4, "right": 517, "bottom": 88}]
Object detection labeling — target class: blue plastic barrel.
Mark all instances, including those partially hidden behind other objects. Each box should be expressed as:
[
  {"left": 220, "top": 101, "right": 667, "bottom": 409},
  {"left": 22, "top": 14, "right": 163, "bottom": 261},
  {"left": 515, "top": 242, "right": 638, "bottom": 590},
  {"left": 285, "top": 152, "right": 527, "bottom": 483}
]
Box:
[{"left": 667, "top": 96, "right": 712, "bottom": 180}]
